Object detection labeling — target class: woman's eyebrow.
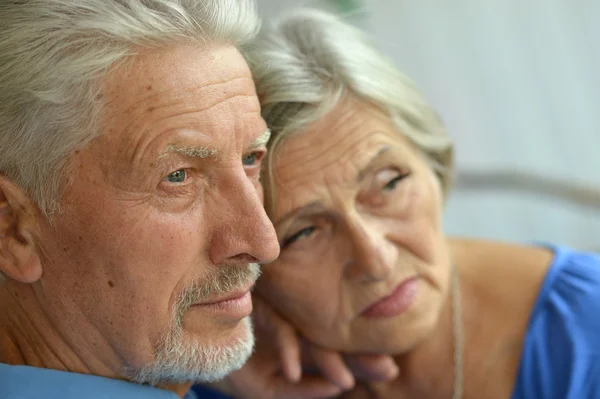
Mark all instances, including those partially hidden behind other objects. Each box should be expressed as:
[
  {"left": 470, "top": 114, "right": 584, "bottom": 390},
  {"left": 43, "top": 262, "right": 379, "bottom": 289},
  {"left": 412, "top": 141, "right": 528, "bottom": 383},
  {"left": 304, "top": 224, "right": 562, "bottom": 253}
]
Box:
[
  {"left": 274, "top": 201, "right": 325, "bottom": 227},
  {"left": 357, "top": 145, "right": 391, "bottom": 182}
]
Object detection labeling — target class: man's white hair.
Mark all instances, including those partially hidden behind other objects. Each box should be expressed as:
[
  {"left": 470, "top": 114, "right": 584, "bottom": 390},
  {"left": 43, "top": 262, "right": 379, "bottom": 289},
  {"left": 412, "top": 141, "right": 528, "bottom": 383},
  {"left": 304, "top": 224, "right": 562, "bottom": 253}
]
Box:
[{"left": 0, "top": 0, "right": 260, "bottom": 217}]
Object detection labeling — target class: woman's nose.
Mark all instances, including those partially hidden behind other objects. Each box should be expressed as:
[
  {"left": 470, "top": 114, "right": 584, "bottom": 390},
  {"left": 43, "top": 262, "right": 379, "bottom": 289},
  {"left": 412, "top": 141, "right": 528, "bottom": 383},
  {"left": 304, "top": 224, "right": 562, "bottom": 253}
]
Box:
[{"left": 343, "top": 215, "right": 396, "bottom": 283}]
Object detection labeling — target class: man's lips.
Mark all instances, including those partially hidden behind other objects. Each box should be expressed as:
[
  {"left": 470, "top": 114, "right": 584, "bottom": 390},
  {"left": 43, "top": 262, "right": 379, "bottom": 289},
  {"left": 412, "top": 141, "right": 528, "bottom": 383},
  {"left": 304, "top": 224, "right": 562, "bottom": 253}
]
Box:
[
  {"left": 203, "top": 289, "right": 250, "bottom": 305},
  {"left": 187, "top": 281, "right": 256, "bottom": 321},
  {"left": 194, "top": 281, "right": 256, "bottom": 306}
]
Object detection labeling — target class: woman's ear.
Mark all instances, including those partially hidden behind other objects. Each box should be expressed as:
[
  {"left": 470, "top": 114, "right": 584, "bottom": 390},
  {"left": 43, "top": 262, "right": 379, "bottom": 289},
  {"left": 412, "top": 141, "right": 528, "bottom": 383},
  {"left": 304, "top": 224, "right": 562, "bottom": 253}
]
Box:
[{"left": 0, "top": 177, "right": 42, "bottom": 283}]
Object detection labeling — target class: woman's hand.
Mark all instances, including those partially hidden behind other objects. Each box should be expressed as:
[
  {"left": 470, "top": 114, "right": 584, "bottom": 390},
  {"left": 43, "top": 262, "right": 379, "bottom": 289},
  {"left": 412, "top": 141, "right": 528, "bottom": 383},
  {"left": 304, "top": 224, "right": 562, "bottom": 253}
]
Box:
[
  {"left": 208, "top": 294, "right": 343, "bottom": 399},
  {"left": 252, "top": 293, "right": 399, "bottom": 388},
  {"left": 213, "top": 341, "right": 344, "bottom": 399},
  {"left": 302, "top": 344, "right": 400, "bottom": 388},
  {"left": 209, "top": 294, "right": 399, "bottom": 398}
]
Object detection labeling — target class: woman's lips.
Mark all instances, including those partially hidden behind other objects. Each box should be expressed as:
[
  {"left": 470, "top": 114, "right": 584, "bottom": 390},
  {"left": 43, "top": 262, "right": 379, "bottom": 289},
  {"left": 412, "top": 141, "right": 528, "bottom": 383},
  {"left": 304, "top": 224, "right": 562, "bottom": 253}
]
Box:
[{"left": 361, "top": 277, "right": 419, "bottom": 318}]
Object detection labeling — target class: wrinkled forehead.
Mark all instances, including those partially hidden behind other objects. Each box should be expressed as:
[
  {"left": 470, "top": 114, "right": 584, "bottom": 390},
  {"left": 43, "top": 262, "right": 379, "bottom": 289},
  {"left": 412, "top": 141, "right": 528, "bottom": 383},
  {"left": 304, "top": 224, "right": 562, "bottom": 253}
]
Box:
[
  {"left": 268, "top": 101, "right": 419, "bottom": 217},
  {"left": 274, "top": 98, "right": 415, "bottom": 175},
  {"left": 103, "top": 43, "right": 252, "bottom": 107},
  {"left": 94, "top": 43, "right": 261, "bottom": 155},
  {"left": 273, "top": 130, "right": 397, "bottom": 190}
]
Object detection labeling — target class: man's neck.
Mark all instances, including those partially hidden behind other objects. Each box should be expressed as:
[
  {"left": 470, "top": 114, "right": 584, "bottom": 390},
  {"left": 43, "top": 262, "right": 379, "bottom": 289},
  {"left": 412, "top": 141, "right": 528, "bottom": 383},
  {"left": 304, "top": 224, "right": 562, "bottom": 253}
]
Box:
[
  {"left": 0, "top": 284, "right": 170, "bottom": 397},
  {"left": 0, "top": 282, "right": 193, "bottom": 398},
  {"left": 0, "top": 282, "right": 88, "bottom": 371}
]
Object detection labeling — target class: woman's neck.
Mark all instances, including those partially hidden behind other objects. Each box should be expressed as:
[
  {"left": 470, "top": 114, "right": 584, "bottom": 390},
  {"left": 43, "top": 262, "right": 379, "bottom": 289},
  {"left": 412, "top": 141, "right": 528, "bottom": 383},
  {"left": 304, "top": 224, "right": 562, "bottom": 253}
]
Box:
[
  {"left": 361, "top": 238, "right": 551, "bottom": 398},
  {"left": 395, "top": 275, "right": 457, "bottom": 398}
]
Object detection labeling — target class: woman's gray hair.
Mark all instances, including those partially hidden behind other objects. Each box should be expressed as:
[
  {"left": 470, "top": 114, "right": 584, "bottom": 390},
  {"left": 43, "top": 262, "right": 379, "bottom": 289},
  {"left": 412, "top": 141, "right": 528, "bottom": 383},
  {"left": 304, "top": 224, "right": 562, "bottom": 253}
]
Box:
[
  {"left": 245, "top": 8, "right": 454, "bottom": 213},
  {"left": 0, "top": 0, "right": 260, "bottom": 216}
]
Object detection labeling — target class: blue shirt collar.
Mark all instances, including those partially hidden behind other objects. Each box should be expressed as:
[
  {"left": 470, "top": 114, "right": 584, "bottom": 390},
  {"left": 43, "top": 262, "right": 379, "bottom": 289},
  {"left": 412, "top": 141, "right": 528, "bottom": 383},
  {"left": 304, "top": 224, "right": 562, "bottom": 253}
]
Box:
[{"left": 0, "top": 363, "right": 189, "bottom": 399}]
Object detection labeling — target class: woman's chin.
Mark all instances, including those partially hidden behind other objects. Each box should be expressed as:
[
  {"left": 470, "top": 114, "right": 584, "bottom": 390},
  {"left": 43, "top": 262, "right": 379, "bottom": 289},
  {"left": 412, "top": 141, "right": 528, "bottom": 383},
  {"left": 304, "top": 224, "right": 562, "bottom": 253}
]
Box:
[{"left": 320, "top": 308, "right": 442, "bottom": 355}]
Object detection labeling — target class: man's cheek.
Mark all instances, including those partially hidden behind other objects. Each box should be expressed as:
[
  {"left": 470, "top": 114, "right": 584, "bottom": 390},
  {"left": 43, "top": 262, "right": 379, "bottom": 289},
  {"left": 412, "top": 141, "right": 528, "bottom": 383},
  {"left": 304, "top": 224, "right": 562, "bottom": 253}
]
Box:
[{"left": 255, "top": 180, "right": 265, "bottom": 204}]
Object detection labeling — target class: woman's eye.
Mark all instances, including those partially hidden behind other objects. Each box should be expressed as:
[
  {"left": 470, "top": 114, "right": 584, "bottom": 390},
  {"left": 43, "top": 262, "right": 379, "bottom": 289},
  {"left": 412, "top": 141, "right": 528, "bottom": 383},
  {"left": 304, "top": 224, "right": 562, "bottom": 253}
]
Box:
[
  {"left": 163, "top": 169, "right": 187, "bottom": 183},
  {"left": 242, "top": 152, "right": 260, "bottom": 166},
  {"left": 282, "top": 226, "right": 316, "bottom": 248},
  {"left": 383, "top": 173, "right": 409, "bottom": 191}
]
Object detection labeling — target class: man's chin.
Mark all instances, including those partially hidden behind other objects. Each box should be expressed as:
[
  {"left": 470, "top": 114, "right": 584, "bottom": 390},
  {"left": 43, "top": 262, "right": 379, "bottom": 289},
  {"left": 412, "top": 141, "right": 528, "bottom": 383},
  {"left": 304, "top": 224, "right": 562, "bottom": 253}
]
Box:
[
  {"left": 187, "top": 314, "right": 253, "bottom": 344},
  {"left": 127, "top": 318, "right": 254, "bottom": 386}
]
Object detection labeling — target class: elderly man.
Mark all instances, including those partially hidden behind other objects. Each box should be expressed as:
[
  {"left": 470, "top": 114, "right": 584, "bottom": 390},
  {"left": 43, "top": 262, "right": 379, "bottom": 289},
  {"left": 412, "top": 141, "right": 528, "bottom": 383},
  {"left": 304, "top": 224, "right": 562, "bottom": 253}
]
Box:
[
  {"left": 0, "top": 1, "right": 296, "bottom": 398},
  {"left": 0, "top": 1, "right": 398, "bottom": 398}
]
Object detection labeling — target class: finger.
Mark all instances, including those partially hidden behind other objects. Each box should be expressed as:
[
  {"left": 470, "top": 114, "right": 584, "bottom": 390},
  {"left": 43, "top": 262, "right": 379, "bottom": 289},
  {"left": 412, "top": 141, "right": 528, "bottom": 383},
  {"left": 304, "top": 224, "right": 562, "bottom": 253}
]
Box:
[
  {"left": 344, "top": 354, "right": 399, "bottom": 382},
  {"left": 273, "top": 375, "right": 344, "bottom": 399},
  {"left": 251, "top": 294, "right": 274, "bottom": 332},
  {"left": 276, "top": 319, "right": 302, "bottom": 382},
  {"left": 310, "top": 345, "right": 355, "bottom": 390},
  {"left": 253, "top": 294, "right": 302, "bottom": 382}
]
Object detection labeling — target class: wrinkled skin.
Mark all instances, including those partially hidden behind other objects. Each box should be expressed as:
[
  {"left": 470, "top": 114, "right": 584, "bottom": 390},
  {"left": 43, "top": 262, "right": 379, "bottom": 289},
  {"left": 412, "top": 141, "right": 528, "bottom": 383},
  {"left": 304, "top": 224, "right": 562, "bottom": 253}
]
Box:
[
  {"left": 0, "top": 43, "right": 279, "bottom": 396},
  {"left": 259, "top": 96, "right": 451, "bottom": 355}
]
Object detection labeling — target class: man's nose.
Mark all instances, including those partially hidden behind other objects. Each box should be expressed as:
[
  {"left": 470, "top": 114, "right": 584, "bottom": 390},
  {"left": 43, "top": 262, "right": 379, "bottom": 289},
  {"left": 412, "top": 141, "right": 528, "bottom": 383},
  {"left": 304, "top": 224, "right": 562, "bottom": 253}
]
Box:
[{"left": 208, "top": 170, "right": 280, "bottom": 267}]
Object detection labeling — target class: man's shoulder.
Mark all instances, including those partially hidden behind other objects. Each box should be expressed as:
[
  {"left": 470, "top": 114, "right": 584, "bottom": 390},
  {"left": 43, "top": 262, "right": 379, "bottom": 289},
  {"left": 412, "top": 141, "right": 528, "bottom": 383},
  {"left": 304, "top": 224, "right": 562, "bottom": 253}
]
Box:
[
  {"left": 190, "top": 384, "right": 233, "bottom": 399},
  {"left": 0, "top": 363, "right": 178, "bottom": 399}
]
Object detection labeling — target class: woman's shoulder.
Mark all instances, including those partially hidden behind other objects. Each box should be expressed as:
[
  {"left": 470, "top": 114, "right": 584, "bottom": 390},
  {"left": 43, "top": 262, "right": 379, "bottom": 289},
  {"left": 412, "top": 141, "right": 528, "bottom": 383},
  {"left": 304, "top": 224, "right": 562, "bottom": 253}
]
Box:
[
  {"left": 451, "top": 238, "right": 555, "bottom": 314},
  {"left": 529, "top": 243, "right": 600, "bottom": 327},
  {"left": 462, "top": 240, "right": 600, "bottom": 344},
  {"left": 525, "top": 244, "right": 600, "bottom": 355},
  {"left": 452, "top": 238, "right": 600, "bottom": 313},
  {"left": 451, "top": 239, "right": 600, "bottom": 398},
  {"left": 513, "top": 244, "right": 600, "bottom": 399}
]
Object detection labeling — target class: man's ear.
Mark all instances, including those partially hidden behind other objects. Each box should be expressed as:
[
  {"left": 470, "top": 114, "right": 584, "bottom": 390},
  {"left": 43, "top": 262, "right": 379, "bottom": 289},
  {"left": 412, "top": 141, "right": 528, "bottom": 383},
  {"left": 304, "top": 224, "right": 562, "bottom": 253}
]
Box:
[{"left": 0, "top": 177, "right": 42, "bottom": 283}]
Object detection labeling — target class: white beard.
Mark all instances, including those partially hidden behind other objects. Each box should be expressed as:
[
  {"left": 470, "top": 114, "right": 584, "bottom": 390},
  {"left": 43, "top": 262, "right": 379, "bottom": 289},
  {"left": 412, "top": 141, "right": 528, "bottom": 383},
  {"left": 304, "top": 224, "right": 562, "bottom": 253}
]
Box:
[
  {"left": 129, "top": 316, "right": 254, "bottom": 385},
  {"left": 126, "top": 263, "right": 260, "bottom": 385}
]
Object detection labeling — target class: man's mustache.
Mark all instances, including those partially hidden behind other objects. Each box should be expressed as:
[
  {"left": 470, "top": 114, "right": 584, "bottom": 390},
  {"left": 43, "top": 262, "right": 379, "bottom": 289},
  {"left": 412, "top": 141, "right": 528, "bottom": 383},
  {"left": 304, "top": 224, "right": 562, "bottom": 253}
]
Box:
[{"left": 176, "top": 263, "right": 261, "bottom": 316}]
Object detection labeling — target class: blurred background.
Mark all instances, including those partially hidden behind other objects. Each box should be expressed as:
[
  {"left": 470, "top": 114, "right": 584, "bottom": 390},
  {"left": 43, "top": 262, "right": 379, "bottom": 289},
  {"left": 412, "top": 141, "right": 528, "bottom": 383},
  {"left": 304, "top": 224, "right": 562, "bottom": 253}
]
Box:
[{"left": 256, "top": 0, "right": 600, "bottom": 250}]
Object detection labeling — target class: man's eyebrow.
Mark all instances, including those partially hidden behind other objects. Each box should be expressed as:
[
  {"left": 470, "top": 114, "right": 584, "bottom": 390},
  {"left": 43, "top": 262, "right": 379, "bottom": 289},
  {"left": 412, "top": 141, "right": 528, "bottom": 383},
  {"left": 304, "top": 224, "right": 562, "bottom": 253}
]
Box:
[
  {"left": 158, "top": 144, "right": 221, "bottom": 160},
  {"left": 248, "top": 129, "right": 271, "bottom": 149}
]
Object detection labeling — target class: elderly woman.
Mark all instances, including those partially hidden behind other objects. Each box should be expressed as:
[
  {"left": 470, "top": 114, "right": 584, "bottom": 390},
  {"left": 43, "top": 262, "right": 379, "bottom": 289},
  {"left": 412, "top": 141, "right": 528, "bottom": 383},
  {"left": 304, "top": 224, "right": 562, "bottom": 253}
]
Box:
[{"left": 219, "top": 8, "right": 600, "bottom": 399}]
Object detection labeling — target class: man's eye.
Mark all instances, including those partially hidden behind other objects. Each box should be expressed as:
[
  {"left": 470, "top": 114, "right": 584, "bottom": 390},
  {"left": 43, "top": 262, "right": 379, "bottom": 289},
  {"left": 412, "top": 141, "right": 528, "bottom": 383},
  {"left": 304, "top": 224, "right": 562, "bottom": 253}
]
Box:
[
  {"left": 242, "top": 152, "right": 260, "bottom": 166},
  {"left": 164, "top": 169, "right": 187, "bottom": 183}
]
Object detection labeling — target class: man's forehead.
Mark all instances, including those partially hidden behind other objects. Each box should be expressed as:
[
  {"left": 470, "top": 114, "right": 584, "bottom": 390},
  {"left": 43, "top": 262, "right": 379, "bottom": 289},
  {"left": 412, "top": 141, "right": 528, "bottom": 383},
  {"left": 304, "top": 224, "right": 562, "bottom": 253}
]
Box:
[
  {"left": 96, "top": 43, "right": 262, "bottom": 161},
  {"left": 103, "top": 44, "right": 253, "bottom": 109}
]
